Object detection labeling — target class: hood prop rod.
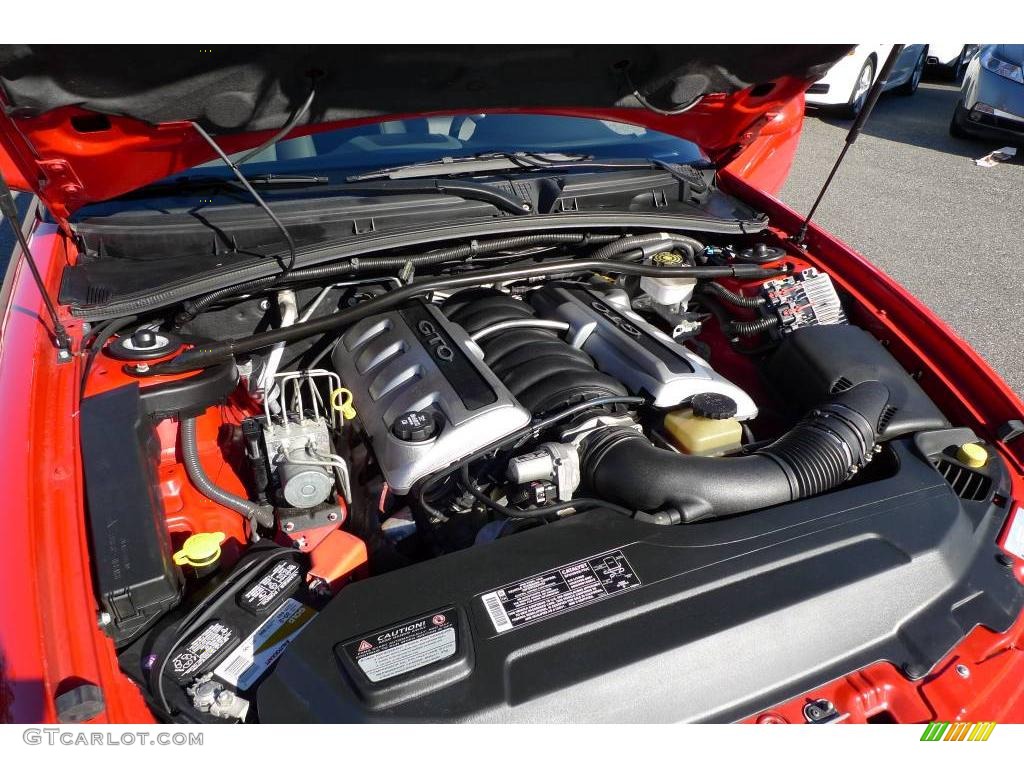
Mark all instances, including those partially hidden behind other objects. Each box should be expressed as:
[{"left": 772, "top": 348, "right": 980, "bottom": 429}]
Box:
[
  {"left": 792, "top": 44, "right": 905, "bottom": 247},
  {"left": 0, "top": 170, "right": 72, "bottom": 357}
]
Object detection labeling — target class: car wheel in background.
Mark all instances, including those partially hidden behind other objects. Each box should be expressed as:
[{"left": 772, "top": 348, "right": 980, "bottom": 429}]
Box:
[
  {"left": 839, "top": 58, "right": 875, "bottom": 118},
  {"left": 949, "top": 100, "right": 970, "bottom": 138},
  {"left": 896, "top": 49, "right": 926, "bottom": 96}
]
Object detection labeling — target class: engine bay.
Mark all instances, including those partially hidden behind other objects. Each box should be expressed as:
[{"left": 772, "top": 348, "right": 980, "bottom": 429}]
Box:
[{"left": 75, "top": 227, "right": 1024, "bottom": 722}]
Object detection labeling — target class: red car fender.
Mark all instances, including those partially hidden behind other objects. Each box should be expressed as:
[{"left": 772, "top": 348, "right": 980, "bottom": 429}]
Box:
[
  {"left": 0, "top": 225, "right": 154, "bottom": 723},
  {"left": 724, "top": 93, "right": 806, "bottom": 196}
]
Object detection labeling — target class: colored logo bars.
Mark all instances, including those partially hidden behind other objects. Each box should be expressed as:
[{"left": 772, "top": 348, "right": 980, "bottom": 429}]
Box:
[{"left": 920, "top": 722, "right": 996, "bottom": 741}]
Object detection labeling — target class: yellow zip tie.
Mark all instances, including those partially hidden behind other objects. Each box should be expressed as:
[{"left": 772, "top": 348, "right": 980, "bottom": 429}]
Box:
[{"left": 331, "top": 387, "right": 357, "bottom": 421}]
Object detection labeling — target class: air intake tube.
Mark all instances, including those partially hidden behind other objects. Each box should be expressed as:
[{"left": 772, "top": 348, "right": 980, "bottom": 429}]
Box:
[{"left": 580, "top": 381, "right": 891, "bottom": 523}]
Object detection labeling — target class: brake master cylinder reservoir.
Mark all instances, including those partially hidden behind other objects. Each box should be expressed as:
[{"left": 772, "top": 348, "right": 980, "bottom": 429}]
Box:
[
  {"left": 639, "top": 250, "right": 696, "bottom": 306},
  {"left": 664, "top": 393, "right": 742, "bottom": 456}
]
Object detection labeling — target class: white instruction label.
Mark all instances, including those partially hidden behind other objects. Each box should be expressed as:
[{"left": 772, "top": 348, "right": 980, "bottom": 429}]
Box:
[
  {"left": 1004, "top": 507, "right": 1024, "bottom": 559},
  {"left": 214, "top": 598, "right": 316, "bottom": 690},
  {"left": 480, "top": 549, "right": 641, "bottom": 634}
]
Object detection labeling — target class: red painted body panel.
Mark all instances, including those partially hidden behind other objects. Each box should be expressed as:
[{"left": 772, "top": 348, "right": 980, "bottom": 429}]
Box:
[
  {"left": 1, "top": 100, "right": 1022, "bottom": 724},
  {"left": 723, "top": 94, "right": 806, "bottom": 196},
  {"left": 0, "top": 76, "right": 813, "bottom": 222},
  {"left": 0, "top": 228, "right": 155, "bottom": 723}
]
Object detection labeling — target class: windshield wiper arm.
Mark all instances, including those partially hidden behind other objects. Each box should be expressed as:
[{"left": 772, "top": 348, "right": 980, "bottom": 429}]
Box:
[
  {"left": 245, "top": 173, "right": 329, "bottom": 186},
  {"left": 346, "top": 151, "right": 592, "bottom": 181},
  {"left": 347, "top": 151, "right": 708, "bottom": 188},
  {"left": 134, "top": 173, "right": 329, "bottom": 196}
]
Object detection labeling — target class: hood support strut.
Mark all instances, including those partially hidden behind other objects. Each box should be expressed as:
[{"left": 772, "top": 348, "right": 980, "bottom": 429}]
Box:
[
  {"left": 793, "top": 45, "right": 905, "bottom": 246},
  {"left": 0, "top": 169, "right": 72, "bottom": 357}
]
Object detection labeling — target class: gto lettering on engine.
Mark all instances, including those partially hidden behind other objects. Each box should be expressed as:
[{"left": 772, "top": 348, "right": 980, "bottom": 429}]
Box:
[
  {"left": 417, "top": 320, "right": 455, "bottom": 362},
  {"left": 590, "top": 299, "right": 642, "bottom": 338}
]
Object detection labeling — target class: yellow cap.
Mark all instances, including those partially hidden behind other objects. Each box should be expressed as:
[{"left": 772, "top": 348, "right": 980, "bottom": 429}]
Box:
[
  {"left": 956, "top": 442, "right": 988, "bottom": 469},
  {"left": 173, "top": 532, "right": 226, "bottom": 568},
  {"left": 331, "top": 387, "right": 357, "bottom": 421}
]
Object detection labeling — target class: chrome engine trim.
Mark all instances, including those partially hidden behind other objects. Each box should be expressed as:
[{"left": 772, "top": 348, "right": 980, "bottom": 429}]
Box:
[
  {"left": 333, "top": 301, "right": 531, "bottom": 494},
  {"left": 530, "top": 284, "right": 758, "bottom": 419}
]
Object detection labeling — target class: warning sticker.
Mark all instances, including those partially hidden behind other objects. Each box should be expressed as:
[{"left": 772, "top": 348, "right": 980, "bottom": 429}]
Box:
[
  {"left": 169, "top": 621, "right": 236, "bottom": 682},
  {"left": 1004, "top": 507, "right": 1024, "bottom": 559},
  {"left": 344, "top": 608, "right": 458, "bottom": 683},
  {"left": 480, "top": 549, "right": 641, "bottom": 634},
  {"left": 214, "top": 598, "right": 316, "bottom": 690},
  {"left": 238, "top": 560, "right": 301, "bottom": 614}
]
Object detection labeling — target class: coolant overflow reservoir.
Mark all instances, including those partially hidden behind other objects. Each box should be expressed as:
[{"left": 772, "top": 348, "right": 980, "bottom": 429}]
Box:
[{"left": 664, "top": 393, "right": 743, "bottom": 456}]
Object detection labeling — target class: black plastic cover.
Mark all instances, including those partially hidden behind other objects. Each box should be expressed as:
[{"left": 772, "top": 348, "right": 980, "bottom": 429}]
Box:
[
  {"left": 137, "top": 359, "right": 237, "bottom": 420},
  {"left": 258, "top": 438, "right": 1023, "bottom": 723},
  {"left": 765, "top": 324, "right": 949, "bottom": 439},
  {"left": 81, "top": 385, "right": 182, "bottom": 645}
]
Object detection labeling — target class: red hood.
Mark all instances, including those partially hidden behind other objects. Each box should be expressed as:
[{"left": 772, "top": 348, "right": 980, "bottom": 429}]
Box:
[{"left": 0, "top": 44, "right": 851, "bottom": 223}]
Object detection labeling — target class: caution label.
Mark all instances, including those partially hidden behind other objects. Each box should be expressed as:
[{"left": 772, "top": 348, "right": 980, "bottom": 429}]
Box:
[
  {"left": 169, "top": 620, "right": 236, "bottom": 682},
  {"left": 344, "top": 608, "right": 458, "bottom": 683},
  {"left": 238, "top": 560, "right": 301, "bottom": 615},
  {"left": 214, "top": 598, "right": 316, "bottom": 690},
  {"left": 480, "top": 549, "right": 641, "bottom": 634}
]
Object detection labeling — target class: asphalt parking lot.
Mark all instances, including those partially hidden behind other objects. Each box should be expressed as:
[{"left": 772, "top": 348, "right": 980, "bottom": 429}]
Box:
[{"left": 781, "top": 77, "right": 1024, "bottom": 397}]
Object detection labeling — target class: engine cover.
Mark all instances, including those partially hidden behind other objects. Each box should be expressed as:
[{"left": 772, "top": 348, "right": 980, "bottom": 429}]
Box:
[
  {"left": 257, "top": 438, "right": 1022, "bottom": 722},
  {"left": 529, "top": 284, "right": 758, "bottom": 418},
  {"left": 333, "top": 300, "right": 530, "bottom": 494}
]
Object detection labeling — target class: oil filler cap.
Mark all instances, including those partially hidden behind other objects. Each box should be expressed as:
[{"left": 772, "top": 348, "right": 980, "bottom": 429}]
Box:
[
  {"left": 691, "top": 392, "right": 738, "bottom": 420},
  {"left": 956, "top": 442, "right": 988, "bottom": 469},
  {"left": 392, "top": 410, "right": 438, "bottom": 442}
]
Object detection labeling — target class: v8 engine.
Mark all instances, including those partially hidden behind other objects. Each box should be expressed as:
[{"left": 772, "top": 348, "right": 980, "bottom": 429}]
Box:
[
  {"left": 335, "top": 281, "right": 761, "bottom": 509},
  {"left": 83, "top": 228, "right": 999, "bottom": 726}
]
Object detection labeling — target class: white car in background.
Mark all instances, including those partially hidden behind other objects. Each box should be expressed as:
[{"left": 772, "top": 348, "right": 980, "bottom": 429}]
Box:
[{"left": 805, "top": 44, "right": 929, "bottom": 117}]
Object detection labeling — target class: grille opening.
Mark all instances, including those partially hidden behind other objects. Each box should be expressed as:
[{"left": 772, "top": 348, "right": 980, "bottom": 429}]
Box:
[
  {"left": 934, "top": 459, "right": 992, "bottom": 502},
  {"left": 878, "top": 405, "right": 898, "bottom": 431},
  {"left": 830, "top": 376, "right": 854, "bottom": 393}
]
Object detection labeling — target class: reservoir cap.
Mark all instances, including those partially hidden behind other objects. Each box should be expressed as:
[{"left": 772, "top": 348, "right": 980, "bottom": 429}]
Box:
[
  {"left": 691, "top": 393, "right": 738, "bottom": 420},
  {"left": 956, "top": 442, "right": 988, "bottom": 469}
]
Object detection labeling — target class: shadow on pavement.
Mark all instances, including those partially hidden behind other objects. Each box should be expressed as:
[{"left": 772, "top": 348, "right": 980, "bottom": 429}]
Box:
[{"left": 806, "top": 80, "right": 1022, "bottom": 163}]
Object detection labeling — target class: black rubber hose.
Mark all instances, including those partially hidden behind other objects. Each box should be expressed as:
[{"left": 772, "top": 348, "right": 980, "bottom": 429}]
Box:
[
  {"left": 700, "top": 281, "right": 765, "bottom": 309},
  {"left": 174, "top": 232, "right": 619, "bottom": 326},
  {"left": 155, "top": 258, "right": 779, "bottom": 375},
  {"left": 581, "top": 381, "right": 890, "bottom": 522},
  {"left": 180, "top": 417, "right": 275, "bottom": 532},
  {"left": 729, "top": 316, "right": 781, "bottom": 337},
  {"left": 79, "top": 315, "right": 138, "bottom": 396},
  {"left": 590, "top": 232, "right": 704, "bottom": 261}
]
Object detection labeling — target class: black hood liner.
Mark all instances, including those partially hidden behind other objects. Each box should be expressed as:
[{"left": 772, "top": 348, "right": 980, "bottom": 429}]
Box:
[{"left": 0, "top": 44, "right": 851, "bottom": 131}]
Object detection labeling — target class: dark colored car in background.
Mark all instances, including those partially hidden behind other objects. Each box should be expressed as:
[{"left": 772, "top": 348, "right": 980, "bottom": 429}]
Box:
[{"left": 951, "top": 44, "right": 1024, "bottom": 142}]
